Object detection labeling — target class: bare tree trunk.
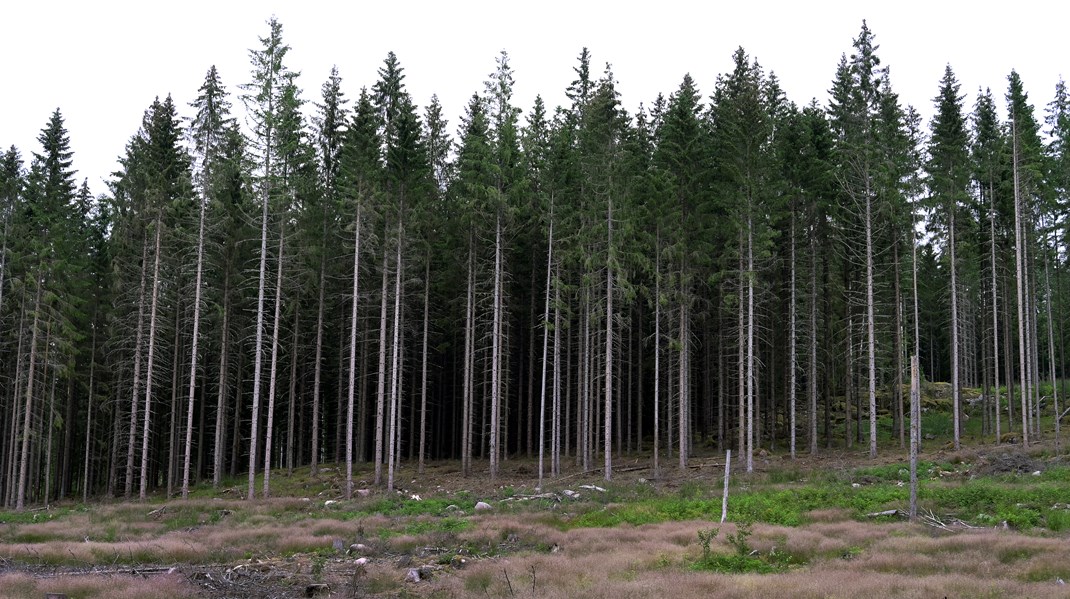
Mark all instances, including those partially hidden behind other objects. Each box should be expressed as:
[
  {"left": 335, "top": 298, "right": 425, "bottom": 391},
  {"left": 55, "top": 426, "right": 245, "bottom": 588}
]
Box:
[
  {"left": 83, "top": 322, "right": 98, "bottom": 502},
  {"left": 810, "top": 223, "right": 819, "bottom": 455},
  {"left": 552, "top": 270, "right": 562, "bottom": 477},
  {"left": 418, "top": 257, "right": 430, "bottom": 474},
  {"left": 286, "top": 310, "right": 299, "bottom": 475},
  {"left": 1043, "top": 230, "right": 1060, "bottom": 452},
  {"left": 182, "top": 181, "right": 209, "bottom": 499},
  {"left": 605, "top": 197, "right": 614, "bottom": 482},
  {"left": 909, "top": 354, "right": 920, "bottom": 521},
  {"left": 374, "top": 246, "right": 390, "bottom": 486},
  {"left": 678, "top": 303, "right": 688, "bottom": 469},
  {"left": 893, "top": 239, "right": 905, "bottom": 448},
  {"left": 126, "top": 237, "right": 149, "bottom": 498},
  {"left": 1012, "top": 116, "right": 1030, "bottom": 446},
  {"left": 490, "top": 214, "right": 503, "bottom": 479},
  {"left": 346, "top": 206, "right": 363, "bottom": 498},
  {"left": 248, "top": 181, "right": 271, "bottom": 501},
  {"left": 311, "top": 252, "right": 326, "bottom": 476},
  {"left": 789, "top": 208, "right": 797, "bottom": 459},
  {"left": 461, "top": 239, "right": 474, "bottom": 477},
  {"left": 538, "top": 214, "right": 553, "bottom": 487},
  {"left": 44, "top": 371, "right": 56, "bottom": 505},
  {"left": 262, "top": 229, "right": 285, "bottom": 498},
  {"left": 747, "top": 213, "right": 755, "bottom": 473},
  {"left": 653, "top": 230, "right": 661, "bottom": 475},
  {"left": 386, "top": 228, "right": 403, "bottom": 491},
  {"left": 865, "top": 182, "right": 877, "bottom": 459},
  {"left": 167, "top": 307, "right": 182, "bottom": 498},
  {"left": 950, "top": 206, "right": 961, "bottom": 450},
  {"left": 990, "top": 182, "right": 1001, "bottom": 441},
  {"left": 738, "top": 233, "right": 745, "bottom": 464},
  {"left": 139, "top": 220, "right": 164, "bottom": 500},
  {"left": 213, "top": 269, "right": 231, "bottom": 487}
]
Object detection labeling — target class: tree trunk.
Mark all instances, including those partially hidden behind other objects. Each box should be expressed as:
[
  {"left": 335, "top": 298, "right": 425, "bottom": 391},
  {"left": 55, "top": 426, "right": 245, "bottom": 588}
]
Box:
[
  {"left": 182, "top": 182, "right": 209, "bottom": 499},
  {"left": 1012, "top": 116, "right": 1029, "bottom": 446},
  {"left": 83, "top": 322, "right": 98, "bottom": 502},
  {"left": 311, "top": 250, "right": 326, "bottom": 476},
  {"left": 746, "top": 213, "right": 755, "bottom": 473},
  {"left": 125, "top": 237, "right": 149, "bottom": 498},
  {"left": 248, "top": 170, "right": 272, "bottom": 501},
  {"left": 653, "top": 230, "right": 661, "bottom": 475},
  {"left": 386, "top": 226, "right": 403, "bottom": 491},
  {"left": 286, "top": 309, "right": 299, "bottom": 475},
  {"left": 16, "top": 283, "right": 41, "bottom": 510},
  {"left": 538, "top": 215, "right": 553, "bottom": 486},
  {"left": 789, "top": 207, "right": 797, "bottom": 459},
  {"left": 950, "top": 205, "right": 961, "bottom": 450},
  {"left": 139, "top": 220, "right": 164, "bottom": 500},
  {"left": 262, "top": 229, "right": 286, "bottom": 498},
  {"left": 865, "top": 182, "right": 877, "bottom": 459},
  {"left": 346, "top": 206, "right": 363, "bottom": 498},
  {"left": 213, "top": 268, "right": 231, "bottom": 487},
  {"left": 418, "top": 256, "right": 430, "bottom": 474},
  {"left": 461, "top": 238, "right": 475, "bottom": 477},
  {"left": 374, "top": 245, "right": 390, "bottom": 486},
  {"left": 490, "top": 214, "right": 503, "bottom": 479},
  {"left": 605, "top": 197, "right": 614, "bottom": 482}
]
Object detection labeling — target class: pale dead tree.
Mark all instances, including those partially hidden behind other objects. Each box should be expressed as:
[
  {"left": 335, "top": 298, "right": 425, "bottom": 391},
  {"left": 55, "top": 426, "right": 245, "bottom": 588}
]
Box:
[
  {"left": 125, "top": 237, "right": 148, "bottom": 498},
  {"left": 262, "top": 228, "right": 286, "bottom": 498},
  {"left": 386, "top": 225, "right": 403, "bottom": 492},
  {"left": 181, "top": 156, "right": 209, "bottom": 499},
  {"left": 139, "top": 219, "right": 163, "bottom": 501},
  {"left": 1012, "top": 116, "right": 1029, "bottom": 446}
]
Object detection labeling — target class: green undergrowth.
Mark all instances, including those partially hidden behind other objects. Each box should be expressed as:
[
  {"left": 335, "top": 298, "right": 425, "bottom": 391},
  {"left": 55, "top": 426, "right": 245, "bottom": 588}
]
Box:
[{"left": 563, "top": 462, "right": 1070, "bottom": 531}]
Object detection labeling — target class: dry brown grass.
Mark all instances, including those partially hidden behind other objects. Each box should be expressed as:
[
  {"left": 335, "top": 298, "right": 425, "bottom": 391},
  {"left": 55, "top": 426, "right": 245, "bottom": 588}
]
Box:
[
  {"left": 411, "top": 513, "right": 1070, "bottom": 598},
  {"left": 0, "top": 572, "right": 197, "bottom": 599}
]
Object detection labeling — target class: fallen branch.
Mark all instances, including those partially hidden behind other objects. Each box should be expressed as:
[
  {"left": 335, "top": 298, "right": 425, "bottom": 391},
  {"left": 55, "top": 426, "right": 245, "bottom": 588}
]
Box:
[{"left": 865, "top": 509, "right": 900, "bottom": 518}]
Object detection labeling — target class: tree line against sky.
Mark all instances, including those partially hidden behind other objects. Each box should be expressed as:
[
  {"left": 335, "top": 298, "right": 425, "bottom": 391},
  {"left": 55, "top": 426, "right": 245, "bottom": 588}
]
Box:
[{"left": 1, "top": 19, "right": 1069, "bottom": 508}]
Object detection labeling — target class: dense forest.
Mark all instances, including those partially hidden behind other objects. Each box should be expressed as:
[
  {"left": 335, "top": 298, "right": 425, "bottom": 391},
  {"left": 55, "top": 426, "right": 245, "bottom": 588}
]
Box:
[{"left": 2, "top": 18, "right": 1068, "bottom": 510}]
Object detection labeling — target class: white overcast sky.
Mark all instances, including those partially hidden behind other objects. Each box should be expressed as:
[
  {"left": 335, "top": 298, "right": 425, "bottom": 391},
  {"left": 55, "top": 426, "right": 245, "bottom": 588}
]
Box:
[{"left": 1, "top": 0, "right": 1064, "bottom": 197}]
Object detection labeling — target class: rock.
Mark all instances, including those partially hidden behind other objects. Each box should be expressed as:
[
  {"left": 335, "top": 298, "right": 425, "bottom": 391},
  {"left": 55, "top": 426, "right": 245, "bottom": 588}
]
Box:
[
  {"left": 356, "top": 488, "right": 371, "bottom": 497},
  {"left": 1032, "top": 470, "right": 1042, "bottom": 476},
  {"left": 406, "top": 568, "right": 421, "bottom": 583},
  {"left": 475, "top": 501, "right": 493, "bottom": 512},
  {"left": 444, "top": 504, "right": 460, "bottom": 512},
  {"left": 851, "top": 483, "right": 862, "bottom": 489},
  {"left": 324, "top": 500, "right": 338, "bottom": 507},
  {"left": 349, "top": 543, "right": 370, "bottom": 555},
  {"left": 354, "top": 557, "right": 370, "bottom": 567}
]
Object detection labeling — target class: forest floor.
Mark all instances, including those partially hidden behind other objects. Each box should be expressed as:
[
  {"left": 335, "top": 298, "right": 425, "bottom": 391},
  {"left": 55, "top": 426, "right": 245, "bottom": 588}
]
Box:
[{"left": 2, "top": 435, "right": 1070, "bottom": 598}]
